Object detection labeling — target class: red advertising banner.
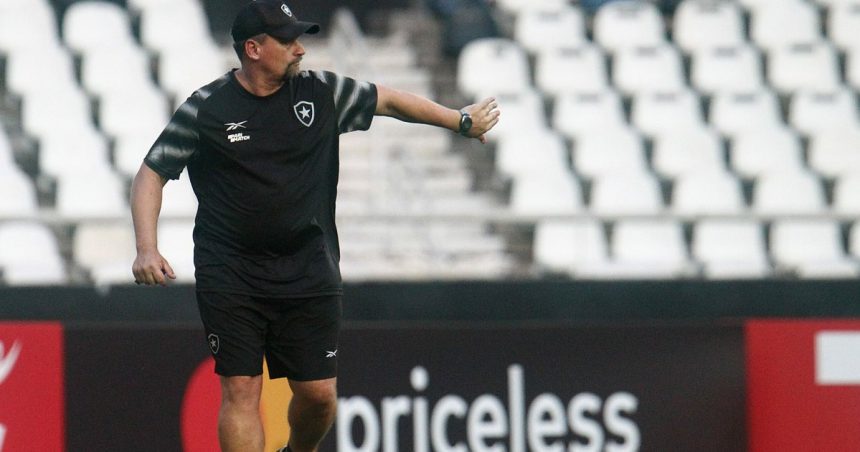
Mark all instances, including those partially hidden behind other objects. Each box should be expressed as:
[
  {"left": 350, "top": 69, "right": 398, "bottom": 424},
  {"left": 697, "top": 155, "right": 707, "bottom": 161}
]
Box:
[
  {"left": 747, "top": 319, "right": 860, "bottom": 452},
  {"left": 0, "top": 322, "right": 64, "bottom": 451}
]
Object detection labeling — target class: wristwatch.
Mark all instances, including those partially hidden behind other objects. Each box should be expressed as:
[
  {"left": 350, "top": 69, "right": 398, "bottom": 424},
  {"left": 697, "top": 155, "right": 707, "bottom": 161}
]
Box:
[{"left": 458, "top": 109, "right": 473, "bottom": 136}]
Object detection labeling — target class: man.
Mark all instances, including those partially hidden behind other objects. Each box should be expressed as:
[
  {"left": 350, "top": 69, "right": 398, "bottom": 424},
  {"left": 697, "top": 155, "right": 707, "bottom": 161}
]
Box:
[{"left": 130, "top": 1, "right": 499, "bottom": 451}]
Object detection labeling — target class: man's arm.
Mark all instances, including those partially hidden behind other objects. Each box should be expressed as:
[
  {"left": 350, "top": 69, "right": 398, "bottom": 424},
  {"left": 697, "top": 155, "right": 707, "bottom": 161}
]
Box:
[
  {"left": 130, "top": 163, "right": 176, "bottom": 286},
  {"left": 375, "top": 85, "right": 500, "bottom": 144}
]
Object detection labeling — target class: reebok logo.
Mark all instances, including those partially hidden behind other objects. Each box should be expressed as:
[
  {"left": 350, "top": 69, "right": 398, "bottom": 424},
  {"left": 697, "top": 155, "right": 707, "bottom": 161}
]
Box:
[
  {"left": 326, "top": 349, "right": 337, "bottom": 358},
  {"left": 225, "top": 121, "right": 247, "bottom": 131},
  {"left": 0, "top": 340, "right": 21, "bottom": 385}
]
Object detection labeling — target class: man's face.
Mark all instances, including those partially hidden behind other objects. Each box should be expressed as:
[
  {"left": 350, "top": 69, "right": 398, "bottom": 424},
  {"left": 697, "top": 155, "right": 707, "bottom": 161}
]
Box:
[{"left": 257, "top": 34, "right": 306, "bottom": 80}]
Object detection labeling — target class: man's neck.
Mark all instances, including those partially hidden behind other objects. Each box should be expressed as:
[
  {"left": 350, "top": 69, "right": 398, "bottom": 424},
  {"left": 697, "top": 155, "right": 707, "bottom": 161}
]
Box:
[{"left": 234, "top": 68, "right": 284, "bottom": 97}]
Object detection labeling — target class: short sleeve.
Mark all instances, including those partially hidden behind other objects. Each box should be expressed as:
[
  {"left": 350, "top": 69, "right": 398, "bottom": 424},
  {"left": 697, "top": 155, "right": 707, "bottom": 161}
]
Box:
[
  {"left": 310, "top": 71, "right": 378, "bottom": 134},
  {"left": 143, "top": 96, "right": 201, "bottom": 180}
]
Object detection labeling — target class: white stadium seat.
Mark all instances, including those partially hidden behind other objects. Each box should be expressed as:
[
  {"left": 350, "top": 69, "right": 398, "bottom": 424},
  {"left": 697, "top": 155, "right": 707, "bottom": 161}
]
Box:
[
  {"left": 552, "top": 91, "right": 628, "bottom": 139},
  {"left": 749, "top": 0, "right": 821, "bottom": 51},
  {"left": 768, "top": 42, "right": 841, "bottom": 94},
  {"left": 631, "top": 90, "right": 706, "bottom": 139},
  {"left": 789, "top": 89, "right": 860, "bottom": 136},
  {"left": 593, "top": 0, "right": 664, "bottom": 53},
  {"left": 589, "top": 170, "right": 663, "bottom": 215},
  {"left": 573, "top": 128, "right": 648, "bottom": 179},
  {"left": 457, "top": 38, "right": 531, "bottom": 99},
  {"left": 0, "top": 222, "right": 67, "bottom": 285},
  {"left": 63, "top": 1, "right": 137, "bottom": 54},
  {"left": 652, "top": 128, "right": 726, "bottom": 178},
  {"left": 514, "top": 5, "right": 586, "bottom": 54},
  {"left": 535, "top": 44, "right": 609, "bottom": 96},
  {"left": 808, "top": 129, "right": 860, "bottom": 177},
  {"left": 158, "top": 220, "right": 196, "bottom": 283},
  {"left": 827, "top": 3, "right": 860, "bottom": 52},
  {"left": 495, "top": 130, "right": 569, "bottom": 179},
  {"left": 672, "top": 169, "right": 746, "bottom": 216},
  {"left": 730, "top": 128, "right": 805, "bottom": 178},
  {"left": 581, "top": 219, "right": 691, "bottom": 279},
  {"left": 691, "top": 45, "right": 765, "bottom": 95},
  {"left": 693, "top": 220, "right": 771, "bottom": 279},
  {"left": 74, "top": 223, "right": 136, "bottom": 286},
  {"left": 833, "top": 174, "right": 860, "bottom": 215},
  {"left": 510, "top": 172, "right": 584, "bottom": 215},
  {"left": 770, "top": 220, "right": 859, "bottom": 278},
  {"left": 709, "top": 89, "right": 784, "bottom": 138},
  {"left": 613, "top": 44, "right": 686, "bottom": 96},
  {"left": 0, "top": 165, "right": 38, "bottom": 218},
  {"left": 673, "top": 0, "right": 745, "bottom": 53},
  {"left": 533, "top": 220, "right": 609, "bottom": 274},
  {"left": 753, "top": 170, "right": 827, "bottom": 215}
]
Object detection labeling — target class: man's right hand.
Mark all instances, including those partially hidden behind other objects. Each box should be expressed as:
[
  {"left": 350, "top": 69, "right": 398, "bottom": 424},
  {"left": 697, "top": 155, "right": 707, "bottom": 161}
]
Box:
[{"left": 132, "top": 249, "right": 177, "bottom": 286}]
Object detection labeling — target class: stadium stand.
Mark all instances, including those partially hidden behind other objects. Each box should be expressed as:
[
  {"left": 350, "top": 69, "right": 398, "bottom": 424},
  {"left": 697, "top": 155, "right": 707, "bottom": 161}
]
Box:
[{"left": 1, "top": 0, "right": 859, "bottom": 285}]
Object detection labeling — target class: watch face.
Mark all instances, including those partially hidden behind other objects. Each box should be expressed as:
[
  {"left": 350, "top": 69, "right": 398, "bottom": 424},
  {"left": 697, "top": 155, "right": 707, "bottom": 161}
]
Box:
[{"left": 461, "top": 115, "right": 473, "bottom": 132}]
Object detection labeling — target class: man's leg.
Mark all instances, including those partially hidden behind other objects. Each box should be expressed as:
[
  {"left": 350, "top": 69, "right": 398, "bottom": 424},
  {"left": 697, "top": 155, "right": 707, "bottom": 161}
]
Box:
[
  {"left": 219, "top": 375, "right": 264, "bottom": 452},
  {"left": 285, "top": 377, "right": 338, "bottom": 452}
]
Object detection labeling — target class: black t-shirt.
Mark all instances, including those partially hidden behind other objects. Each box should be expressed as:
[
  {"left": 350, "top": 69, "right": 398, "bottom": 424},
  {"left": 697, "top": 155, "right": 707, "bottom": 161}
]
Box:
[{"left": 144, "top": 69, "right": 377, "bottom": 297}]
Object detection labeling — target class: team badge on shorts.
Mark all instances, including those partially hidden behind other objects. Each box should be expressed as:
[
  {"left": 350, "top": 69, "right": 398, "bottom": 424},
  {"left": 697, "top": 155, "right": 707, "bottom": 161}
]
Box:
[
  {"left": 294, "top": 101, "right": 315, "bottom": 127},
  {"left": 207, "top": 333, "right": 220, "bottom": 355}
]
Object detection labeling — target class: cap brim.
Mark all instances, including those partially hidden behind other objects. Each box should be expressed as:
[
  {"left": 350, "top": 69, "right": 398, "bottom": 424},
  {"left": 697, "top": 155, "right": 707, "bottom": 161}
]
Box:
[{"left": 268, "top": 21, "right": 320, "bottom": 41}]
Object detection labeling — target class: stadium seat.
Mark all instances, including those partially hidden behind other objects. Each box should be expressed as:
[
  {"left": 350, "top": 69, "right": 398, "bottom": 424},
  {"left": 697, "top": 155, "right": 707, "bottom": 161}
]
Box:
[
  {"left": 457, "top": 38, "right": 531, "bottom": 99},
  {"left": 0, "top": 222, "right": 67, "bottom": 285},
  {"left": 693, "top": 219, "right": 771, "bottom": 279},
  {"left": 0, "top": 0, "right": 59, "bottom": 55},
  {"left": 593, "top": 0, "right": 665, "bottom": 53},
  {"left": 709, "top": 89, "right": 784, "bottom": 138},
  {"left": 495, "top": 0, "right": 570, "bottom": 15},
  {"left": 5, "top": 46, "right": 79, "bottom": 99},
  {"left": 138, "top": 1, "right": 215, "bottom": 54},
  {"left": 0, "top": 165, "right": 38, "bottom": 218},
  {"left": 652, "top": 128, "right": 726, "bottom": 178},
  {"left": 80, "top": 45, "right": 155, "bottom": 98},
  {"left": 21, "top": 89, "right": 95, "bottom": 140},
  {"left": 789, "top": 89, "right": 860, "bottom": 136},
  {"left": 157, "top": 46, "right": 228, "bottom": 103},
  {"left": 552, "top": 91, "right": 628, "bottom": 139},
  {"left": 98, "top": 87, "right": 170, "bottom": 142},
  {"left": 767, "top": 42, "right": 841, "bottom": 94},
  {"left": 63, "top": 1, "right": 137, "bottom": 55},
  {"left": 672, "top": 169, "right": 746, "bottom": 216},
  {"left": 630, "top": 89, "right": 706, "bottom": 139},
  {"left": 753, "top": 170, "right": 827, "bottom": 215},
  {"left": 55, "top": 169, "right": 128, "bottom": 219},
  {"left": 38, "top": 129, "right": 111, "bottom": 180},
  {"left": 808, "top": 129, "right": 860, "bottom": 177},
  {"left": 691, "top": 45, "right": 765, "bottom": 95},
  {"left": 73, "top": 222, "right": 136, "bottom": 286},
  {"left": 589, "top": 170, "right": 663, "bottom": 215},
  {"left": 826, "top": 3, "right": 860, "bottom": 52},
  {"left": 583, "top": 219, "right": 691, "bottom": 279},
  {"left": 510, "top": 172, "right": 584, "bottom": 215},
  {"left": 495, "top": 130, "right": 569, "bottom": 179},
  {"left": 573, "top": 128, "right": 648, "bottom": 179},
  {"left": 770, "top": 219, "right": 859, "bottom": 278},
  {"left": 673, "top": 0, "right": 745, "bottom": 53},
  {"left": 157, "top": 220, "right": 196, "bottom": 283},
  {"left": 612, "top": 44, "right": 686, "bottom": 96},
  {"left": 532, "top": 220, "right": 609, "bottom": 274},
  {"left": 730, "top": 128, "right": 805, "bottom": 178},
  {"left": 833, "top": 174, "right": 860, "bottom": 215},
  {"left": 535, "top": 44, "right": 610, "bottom": 96},
  {"left": 514, "top": 5, "right": 586, "bottom": 54},
  {"left": 749, "top": 0, "right": 821, "bottom": 51}
]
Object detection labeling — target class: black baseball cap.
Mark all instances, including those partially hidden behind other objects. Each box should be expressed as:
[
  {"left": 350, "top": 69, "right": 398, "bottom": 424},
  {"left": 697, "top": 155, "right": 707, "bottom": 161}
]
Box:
[{"left": 231, "top": 0, "right": 320, "bottom": 42}]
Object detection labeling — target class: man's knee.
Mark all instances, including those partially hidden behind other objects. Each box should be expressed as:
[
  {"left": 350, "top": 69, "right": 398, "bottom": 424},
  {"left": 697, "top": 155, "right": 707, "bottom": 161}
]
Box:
[
  {"left": 290, "top": 378, "right": 337, "bottom": 415},
  {"left": 221, "top": 375, "right": 263, "bottom": 410}
]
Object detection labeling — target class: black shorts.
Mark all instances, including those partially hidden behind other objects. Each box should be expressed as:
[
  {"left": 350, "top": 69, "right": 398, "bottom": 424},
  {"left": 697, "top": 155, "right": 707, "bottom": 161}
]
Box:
[{"left": 196, "top": 291, "right": 341, "bottom": 380}]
